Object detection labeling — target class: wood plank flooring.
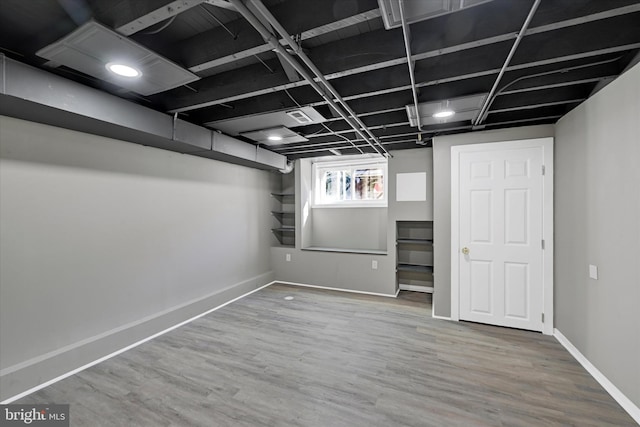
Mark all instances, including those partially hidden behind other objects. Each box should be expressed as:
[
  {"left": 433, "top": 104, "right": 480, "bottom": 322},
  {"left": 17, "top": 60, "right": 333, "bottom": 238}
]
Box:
[{"left": 19, "top": 284, "right": 636, "bottom": 426}]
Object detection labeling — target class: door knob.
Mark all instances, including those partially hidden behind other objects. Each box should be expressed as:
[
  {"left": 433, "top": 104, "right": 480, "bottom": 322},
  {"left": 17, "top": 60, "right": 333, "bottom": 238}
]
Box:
[{"left": 461, "top": 247, "right": 470, "bottom": 255}]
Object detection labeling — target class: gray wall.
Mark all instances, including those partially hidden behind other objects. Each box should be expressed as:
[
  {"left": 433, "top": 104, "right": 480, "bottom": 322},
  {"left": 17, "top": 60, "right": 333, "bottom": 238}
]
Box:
[
  {"left": 311, "top": 207, "right": 387, "bottom": 251},
  {"left": 555, "top": 63, "right": 640, "bottom": 407},
  {"left": 388, "top": 148, "right": 433, "bottom": 222},
  {"left": 432, "top": 125, "right": 555, "bottom": 317},
  {"left": 271, "top": 246, "right": 393, "bottom": 295},
  {"left": 0, "top": 116, "right": 278, "bottom": 400},
  {"left": 272, "top": 148, "right": 433, "bottom": 296}
]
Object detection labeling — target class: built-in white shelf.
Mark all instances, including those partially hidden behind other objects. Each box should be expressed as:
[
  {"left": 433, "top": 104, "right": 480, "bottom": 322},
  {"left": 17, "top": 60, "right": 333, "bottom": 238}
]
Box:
[
  {"left": 272, "top": 226, "right": 295, "bottom": 233},
  {"left": 397, "top": 263, "right": 433, "bottom": 273},
  {"left": 396, "top": 238, "right": 433, "bottom": 245}
]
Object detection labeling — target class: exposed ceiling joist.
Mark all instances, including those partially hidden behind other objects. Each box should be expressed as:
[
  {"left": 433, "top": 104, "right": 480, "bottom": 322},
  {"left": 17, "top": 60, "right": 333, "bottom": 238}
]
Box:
[
  {"left": 245, "top": 1, "right": 299, "bottom": 83},
  {"left": 489, "top": 98, "right": 585, "bottom": 114},
  {"left": 188, "top": 9, "right": 381, "bottom": 73},
  {"left": 168, "top": 5, "right": 640, "bottom": 113},
  {"left": 116, "top": 0, "right": 206, "bottom": 36},
  {"left": 2, "top": 0, "right": 638, "bottom": 161},
  {"left": 204, "top": 0, "right": 236, "bottom": 10},
  {"left": 321, "top": 4, "right": 640, "bottom": 79},
  {"left": 474, "top": 0, "right": 542, "bottom": 126},
  {"left": 500, "top": 76, "right": 616, "bottom": 95},
  {"left": 202, "top": 48, "right": 629, "bottom": 127}
]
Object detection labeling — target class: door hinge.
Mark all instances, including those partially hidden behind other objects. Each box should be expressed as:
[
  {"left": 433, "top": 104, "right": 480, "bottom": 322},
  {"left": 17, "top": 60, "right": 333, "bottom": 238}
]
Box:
[
  {"left": 541, "top": 313, "right": 545, "bottom": 323},
  {"left": 542, "top": 165, "right": 546, "bottom": 175},
  {"left": 541, "top": 239, "right": 545, "bottom": 250}
]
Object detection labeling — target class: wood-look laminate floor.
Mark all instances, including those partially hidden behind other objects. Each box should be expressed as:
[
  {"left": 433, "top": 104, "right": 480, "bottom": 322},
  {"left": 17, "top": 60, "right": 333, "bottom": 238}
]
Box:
[{"left": 20, "top": 284, "right": 635, "bottom": 426}]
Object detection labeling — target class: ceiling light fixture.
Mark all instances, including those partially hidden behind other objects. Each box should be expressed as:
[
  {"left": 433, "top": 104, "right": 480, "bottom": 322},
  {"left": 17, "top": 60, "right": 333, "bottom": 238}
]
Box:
[
  {"left": 267, "top": 135, "right": 283, "bottom": 142},
  {"left": 433, "top": 110, "right": 455, "bottom": 118},
  {"left": 106, "top": 62, "right": 141, "bottom": 78}
]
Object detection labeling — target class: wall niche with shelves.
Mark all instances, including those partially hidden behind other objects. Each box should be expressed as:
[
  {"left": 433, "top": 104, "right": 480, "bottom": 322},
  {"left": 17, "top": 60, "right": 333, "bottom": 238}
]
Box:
[
  {"left": 396, "top": 221, "right": 433, "bottom": 292},
  {"left": 271, "top": 192, "right": 295, "bottom": 247}
]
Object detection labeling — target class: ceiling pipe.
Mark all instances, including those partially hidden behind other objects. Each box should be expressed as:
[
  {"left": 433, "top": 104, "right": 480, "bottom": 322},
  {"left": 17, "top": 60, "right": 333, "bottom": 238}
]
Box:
[
  {"left": 228, "top": 0, "right": 386, "bottom": 157},
  {"left": 243, "top": 0, "right": 391, "bottom": 157},
  {"left": 399, "top": 0, "right": 421, "bottom": 131},
  {"left": 474, "top": 0, "right": 542, "bottom": 127},
  {"left": 478, "top": 55, "right": 622, "bottom": 122}
]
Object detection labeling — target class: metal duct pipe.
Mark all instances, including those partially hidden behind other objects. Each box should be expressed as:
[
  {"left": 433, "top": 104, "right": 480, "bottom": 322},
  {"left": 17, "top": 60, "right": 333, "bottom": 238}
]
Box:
[
  {"left": 241, "top": 0, "right": 391, "bottom": 157},
  {"left": 474, "top": 0, "right": 542, "bottom": 126},
  {"left": 399, "top": 0, "right": 421, "bottom": 131},
  {"left": 0, "top": 54, "right": 287, "bottom": 171}
]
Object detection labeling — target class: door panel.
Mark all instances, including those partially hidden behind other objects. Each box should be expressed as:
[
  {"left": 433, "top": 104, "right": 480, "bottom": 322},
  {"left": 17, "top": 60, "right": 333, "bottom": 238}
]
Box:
[
  {"left": 504, "top": 189, "right": 528, "bottom": 245},
  {"left": 504, "top": 262, "right": 529, "bottom": 319},
  {"left": 469, "top": 260, "right": 492, "bottom": 314},
  {"left": 470, "top": 190, "right": 492, "bottom": 243}
]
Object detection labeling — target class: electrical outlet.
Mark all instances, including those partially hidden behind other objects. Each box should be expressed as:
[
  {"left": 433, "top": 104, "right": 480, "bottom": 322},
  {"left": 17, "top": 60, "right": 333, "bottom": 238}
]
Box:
[
  {"left": 589, "top": 264, "right": 598, "bottom": 280},
  {"left": 286, "top": 253, "right": 291, "bottom": 262},
  {"left": 372, "top": 260, "right": 378, "bottom": 270}
]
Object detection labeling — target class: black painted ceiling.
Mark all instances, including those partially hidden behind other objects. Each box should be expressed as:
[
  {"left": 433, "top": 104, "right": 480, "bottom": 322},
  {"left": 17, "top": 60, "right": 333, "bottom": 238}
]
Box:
[{"left": 1, "top": 0, "right": 639, "bottom": 159}]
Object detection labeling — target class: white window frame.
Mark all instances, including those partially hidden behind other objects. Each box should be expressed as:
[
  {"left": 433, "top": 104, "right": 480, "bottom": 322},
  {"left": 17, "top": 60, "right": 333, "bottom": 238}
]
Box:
[{"left": 312, "top": 158, "right": 388, "bottom": 208}]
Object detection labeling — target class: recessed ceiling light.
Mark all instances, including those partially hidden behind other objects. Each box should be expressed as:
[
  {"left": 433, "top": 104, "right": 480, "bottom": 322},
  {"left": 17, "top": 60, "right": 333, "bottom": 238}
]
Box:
[
  {"left": 433, "top": 110, "right": 455, "bottom": 118},
  {"left": 106, "top": 62, "right": 141, "bottom": 78},
  {"left": 267, "top": 135, "right": 283, "bottom": 142}
]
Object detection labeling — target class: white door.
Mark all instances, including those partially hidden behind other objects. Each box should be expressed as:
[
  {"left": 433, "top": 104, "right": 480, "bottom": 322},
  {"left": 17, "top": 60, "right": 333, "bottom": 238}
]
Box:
[{"left": 453, "top": 142, "right": 547, "bottom": 332}]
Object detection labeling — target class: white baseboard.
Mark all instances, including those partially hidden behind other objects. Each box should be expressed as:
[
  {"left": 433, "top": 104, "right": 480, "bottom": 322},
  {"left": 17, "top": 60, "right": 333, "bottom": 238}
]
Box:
[
  {"left": 554, "top": 328, "right": 640, "bottom": 424},
  {"left": 1, "top": 279, "right": 274, "bottom": 404},
  {"left": 273, "top": 281, "right": 398, "bottom": 298},
  {"left": 431, "top": 312, "right": 452, "bottom": 320}
]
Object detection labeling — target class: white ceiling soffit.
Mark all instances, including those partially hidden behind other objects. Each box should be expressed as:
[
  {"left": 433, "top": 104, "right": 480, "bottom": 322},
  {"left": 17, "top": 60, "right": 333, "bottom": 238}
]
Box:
[
  {"left": 240, "top": 126, "right": 309, "bottom": 145},
  {"left": 207, "top": 107, "right": 326, "bottom": 135},
  {"left": 405, "top": 93, "right": 487, "bottom": 126},
  {"left": 378, "top": 0, "right": 495, "bottom": 30},
  {"left": 36, "top": 21, "right": 199, "bottom": 96}
]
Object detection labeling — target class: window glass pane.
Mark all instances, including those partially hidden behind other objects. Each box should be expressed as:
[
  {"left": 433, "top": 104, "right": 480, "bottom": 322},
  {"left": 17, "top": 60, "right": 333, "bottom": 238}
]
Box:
[
  {"left": 321, "top": 170, "right": 351, "bottom": 202},
  {"left": 314, "top": 161, "right": 386, "bottom": 206},
  {"left": 354, "top": 168, "right": 384, "bottom": 200}
]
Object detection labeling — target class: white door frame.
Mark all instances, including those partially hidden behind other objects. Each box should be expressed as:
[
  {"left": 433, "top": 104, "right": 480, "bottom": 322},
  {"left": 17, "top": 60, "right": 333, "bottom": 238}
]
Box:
[{"left": 451, "top": 138, "right": 554, "bottom": 335}]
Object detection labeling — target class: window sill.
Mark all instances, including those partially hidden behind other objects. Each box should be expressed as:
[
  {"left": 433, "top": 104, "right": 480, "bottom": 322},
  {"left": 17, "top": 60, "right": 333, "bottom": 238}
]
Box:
[
  {"left": 311, "top": 204, "right": 387, "bottom": 209},
  {"left": 302, "top": 246, "right": 387, "bottom": 255}
]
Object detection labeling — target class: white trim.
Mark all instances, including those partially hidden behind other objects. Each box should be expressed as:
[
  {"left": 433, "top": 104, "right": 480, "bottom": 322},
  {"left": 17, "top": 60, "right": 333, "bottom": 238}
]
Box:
[
  {"left": 0, "top": 282, "right": 273, "bottom": 404},
  {"left": 554, "top": 329, "right": 640, "bottom": 424},
  {"left": 450, "top": 138, "right": 554, "bottom": 334},
  {"left": 450, "top": 143, "right": 461, "bottom": 321},
  {"left": 399, "top": 284, "right": 433, "bottom": 293},
  {"left": 274, "top": 280, "right": 398, "bottom": 298},
  {"left": 311, "top": 158, "right": 388, "bottom": 208},
  {"left": 541, "top": 141, "right": 554, "bottom": 335}
]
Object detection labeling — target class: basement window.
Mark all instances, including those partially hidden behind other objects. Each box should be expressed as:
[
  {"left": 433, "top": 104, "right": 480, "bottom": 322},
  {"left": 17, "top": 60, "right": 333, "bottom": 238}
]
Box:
[{"left": 313, "top": 159, "right": 387, "bottom": 207}]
